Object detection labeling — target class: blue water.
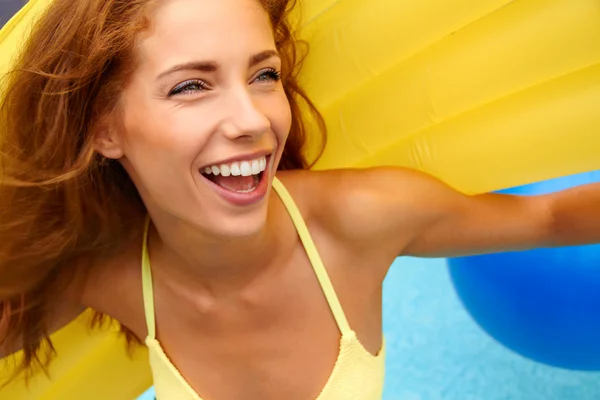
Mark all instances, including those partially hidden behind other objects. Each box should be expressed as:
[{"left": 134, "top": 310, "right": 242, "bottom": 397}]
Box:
[{"left": 137, "top": 257, "right": 600, "bottom": 400}]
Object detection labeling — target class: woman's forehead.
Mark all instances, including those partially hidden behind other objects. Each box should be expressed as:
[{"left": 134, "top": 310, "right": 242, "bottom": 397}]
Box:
[{"left": 137, "top": 0, "right": 275, "bottom": 72}]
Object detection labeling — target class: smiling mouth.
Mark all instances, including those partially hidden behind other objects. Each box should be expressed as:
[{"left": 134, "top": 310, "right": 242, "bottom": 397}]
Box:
[{"left": 200, "top": 155, "right": 268, "bottom": 193}]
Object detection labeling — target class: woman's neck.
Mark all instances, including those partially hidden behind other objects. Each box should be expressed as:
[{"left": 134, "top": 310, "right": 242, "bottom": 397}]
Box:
[{"left": 146, "top": 206, "right": 290, "bottom": 297}]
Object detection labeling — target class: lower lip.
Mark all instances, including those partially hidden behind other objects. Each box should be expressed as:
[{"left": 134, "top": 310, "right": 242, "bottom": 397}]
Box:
[{"left": 201, "top": 157, "right": 271, "bottom": 207}]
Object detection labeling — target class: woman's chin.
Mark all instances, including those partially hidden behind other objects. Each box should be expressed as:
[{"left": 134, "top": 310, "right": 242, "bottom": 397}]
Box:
[{"left": 197, "top": 203, "right": 271, "bottom": 240}]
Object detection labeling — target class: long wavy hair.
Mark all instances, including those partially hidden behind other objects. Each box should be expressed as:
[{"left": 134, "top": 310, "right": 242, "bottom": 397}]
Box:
[{"left": 0, "top": 0, "right": 325, "bottom": 380}]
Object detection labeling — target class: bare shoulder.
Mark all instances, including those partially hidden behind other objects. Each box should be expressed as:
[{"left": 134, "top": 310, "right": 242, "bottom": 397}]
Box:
[
  {"left": 1, "top": 234, "right": 144, "bottom": 358},
  {"left": 80, "top": 229, "right": 147, "bottom": 339},
  {"left": 275, "top": 166, "right": 443, "bottom": 244},
  {"left": 274, "top": 167, "right": 442, "bottom": 274}
]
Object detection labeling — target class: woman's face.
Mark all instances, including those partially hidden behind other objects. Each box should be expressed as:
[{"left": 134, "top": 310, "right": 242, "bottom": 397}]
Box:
[{"left": 103, "top": 0, "right": 292, "bottom": 237}]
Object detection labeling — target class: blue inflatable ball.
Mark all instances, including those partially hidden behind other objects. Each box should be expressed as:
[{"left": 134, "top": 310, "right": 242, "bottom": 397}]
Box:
[{"left": 447, "top": 170, "right": 600, "bottom": 371}]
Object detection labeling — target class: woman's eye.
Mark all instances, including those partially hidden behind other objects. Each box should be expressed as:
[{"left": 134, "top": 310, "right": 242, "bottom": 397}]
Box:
[
  {"left": 168, "top": 70, "right": 280, "bottom": 97},
  {"left": 169, "top": 80, "right": 207, "bottom": 97},
  {"left": 254, "top": 68, "right": 281, "bottom": 84}
]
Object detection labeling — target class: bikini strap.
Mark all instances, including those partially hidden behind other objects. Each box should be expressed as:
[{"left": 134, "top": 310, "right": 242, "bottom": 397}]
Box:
[
  {"left": 141, "top": 215, "right": 156, "bottom": 339},
  {"left": 271, "top": 176, "right": 352, "bottom": 335}
]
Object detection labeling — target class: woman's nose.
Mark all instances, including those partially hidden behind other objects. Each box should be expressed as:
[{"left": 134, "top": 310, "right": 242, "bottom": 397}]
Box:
[{"left": 218, "top": 88, "right": 270, "bottom": 141}]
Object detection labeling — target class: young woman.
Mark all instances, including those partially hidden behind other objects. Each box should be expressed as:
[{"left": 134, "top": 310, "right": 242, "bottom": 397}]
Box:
[{"left": 1, "top": 0, "right": 599, "bottom": 399}]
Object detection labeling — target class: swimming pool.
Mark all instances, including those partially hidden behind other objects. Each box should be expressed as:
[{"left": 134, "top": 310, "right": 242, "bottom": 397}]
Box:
[{"left": 137, "top": 257, "right": 600, "bottom": 400}]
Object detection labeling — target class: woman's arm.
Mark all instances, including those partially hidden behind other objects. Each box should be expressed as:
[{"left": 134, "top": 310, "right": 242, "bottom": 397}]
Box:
[
  {"left": 399, "top": 170, "right": 600, "bottom": 257},
  {"left": 317, "top": 167, "right": 600, "bottom": 259}
]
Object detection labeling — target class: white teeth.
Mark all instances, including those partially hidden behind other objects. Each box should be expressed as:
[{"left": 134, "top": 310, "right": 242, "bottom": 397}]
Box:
[
  {"left": 202, "top": 155, "right": 267, "bottom": 177},
  {"left": 220, "top": 164, "right": 231, "bottom": 177},
  {"left": 231, "top": 162, "right": 241, "bottom": 176},
  {"left": 240, "top": 161, "right": 252, "bottom": 176},
  {"left": 251, "top": 159, "right": 260, "bottom": 175}
]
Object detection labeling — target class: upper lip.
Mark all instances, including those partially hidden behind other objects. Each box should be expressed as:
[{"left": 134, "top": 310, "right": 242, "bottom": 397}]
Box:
[{"left": 199, "top": 150, "right": 272, "bottom": 169}]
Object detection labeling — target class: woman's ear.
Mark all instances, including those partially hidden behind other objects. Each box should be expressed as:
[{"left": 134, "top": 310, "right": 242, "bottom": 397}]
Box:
[{"left": 92, "top": 117, "right": 125, "bottom": 160}]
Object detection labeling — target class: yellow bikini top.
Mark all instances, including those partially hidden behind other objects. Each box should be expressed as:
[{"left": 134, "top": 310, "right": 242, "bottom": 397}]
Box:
[{"left": 141, "top": 176, "right": 386, "bottom": 399}]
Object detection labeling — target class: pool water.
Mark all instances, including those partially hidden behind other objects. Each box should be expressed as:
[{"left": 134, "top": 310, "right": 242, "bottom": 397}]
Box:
[{"left": 138, "top": 257, "right": 600, "bottom": 400}]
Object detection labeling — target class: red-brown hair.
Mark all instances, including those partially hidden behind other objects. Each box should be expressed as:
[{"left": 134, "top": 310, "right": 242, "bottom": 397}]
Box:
[{"left": 0, "top": 0, "right": 325, "bottom": 380}]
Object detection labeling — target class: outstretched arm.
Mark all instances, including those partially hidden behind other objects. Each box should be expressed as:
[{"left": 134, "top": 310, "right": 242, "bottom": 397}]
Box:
[
  {"left": 320, "top": 167, "right": 600, "bottom": 259},
  {"left": 400, "top": 169, "right": 600, "bottom": 257}
]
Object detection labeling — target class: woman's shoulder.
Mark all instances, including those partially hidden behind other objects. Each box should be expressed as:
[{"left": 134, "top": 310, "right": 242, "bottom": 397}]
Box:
[
  {"left": 274, "top": 167, "right": 431, "bottom": 275},
  {"left": 274, "top": 168, "right": 403, "bottom": 254},
  {"left": 276, "top": 166, "right": 445, "bottom": 234},
  {"left": 79, "top": 226, "right": 148, "bottom": 339},
  {"left": 275, "top": 168, "right": 379, "bottom": 229},
  {"left": 274, "top": 168, "right": 407, "bottom": 286},
  {"left": 275, "top": 167, "right": 407, "bottom": 237}
]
